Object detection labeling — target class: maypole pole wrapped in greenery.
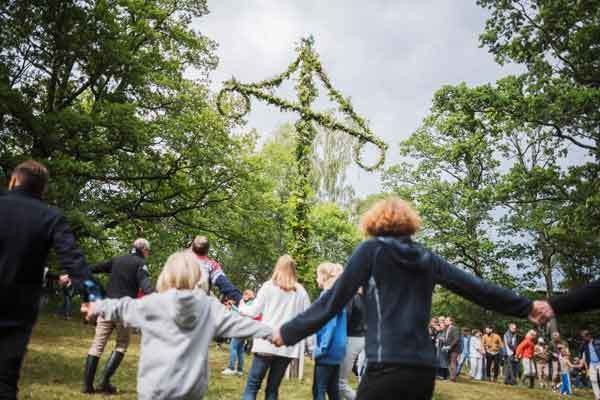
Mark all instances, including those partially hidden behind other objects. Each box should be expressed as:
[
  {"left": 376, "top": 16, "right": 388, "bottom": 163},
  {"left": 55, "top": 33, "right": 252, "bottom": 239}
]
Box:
[{"left": 218, "top": 36, "right": 387, "bottom": 283}]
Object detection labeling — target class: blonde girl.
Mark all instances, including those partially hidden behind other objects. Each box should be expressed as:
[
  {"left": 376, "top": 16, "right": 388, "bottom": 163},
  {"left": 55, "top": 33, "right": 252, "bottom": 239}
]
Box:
[
  {"left": 240, "top": 255, "right": 311, "bottom": 400},
  {"left": 86, "top": 251, "right": 272, "bottom": 400},
  {"left": 313, "top": 262, "right": 347, "bottom": 400}
]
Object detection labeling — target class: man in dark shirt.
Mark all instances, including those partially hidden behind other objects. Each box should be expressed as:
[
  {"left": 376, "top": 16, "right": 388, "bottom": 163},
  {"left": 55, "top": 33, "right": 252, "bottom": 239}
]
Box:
[
  {"left": 82, "top": 238, "right": 154, "bottom": 394},
  {"left": 444, "top": 317, "right": 461, "bottom": 382},
  {"left": 0, "top": 160, "right": 94, "bottom": 399}
]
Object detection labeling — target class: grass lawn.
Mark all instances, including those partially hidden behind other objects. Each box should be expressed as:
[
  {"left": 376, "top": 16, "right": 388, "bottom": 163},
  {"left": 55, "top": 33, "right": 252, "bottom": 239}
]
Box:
[{"left": 19, "top": 314, "right": 594, "bottom": 399}]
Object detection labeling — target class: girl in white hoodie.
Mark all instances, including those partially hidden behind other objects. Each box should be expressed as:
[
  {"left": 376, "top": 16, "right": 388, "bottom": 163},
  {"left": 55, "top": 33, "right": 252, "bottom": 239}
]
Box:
[
  {"left": 240, "top": 254, "right": 311, "bottom": 400},
  {"left": 85, "top": 251, "right": 273, "bottom": 400}
]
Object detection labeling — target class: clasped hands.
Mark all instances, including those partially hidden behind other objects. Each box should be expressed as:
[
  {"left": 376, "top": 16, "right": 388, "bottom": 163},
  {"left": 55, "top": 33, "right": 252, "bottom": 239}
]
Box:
[{"left": 528, "top": 300, "right": 555, "bottom": 326}]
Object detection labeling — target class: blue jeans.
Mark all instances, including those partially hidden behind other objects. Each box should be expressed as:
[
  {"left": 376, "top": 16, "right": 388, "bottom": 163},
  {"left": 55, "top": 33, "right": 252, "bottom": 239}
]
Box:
[
  {"left": 313, "top": 363, "right": 340, "bottom": 400},
  {"left": 242, "top": 354, "right": 292, "bottom": 400},
  {"left": 457, "top": 352, "right": 469, "bottom": 376},
  {"left": 228, "top": 338, "right": 245, "bottom": 372}
]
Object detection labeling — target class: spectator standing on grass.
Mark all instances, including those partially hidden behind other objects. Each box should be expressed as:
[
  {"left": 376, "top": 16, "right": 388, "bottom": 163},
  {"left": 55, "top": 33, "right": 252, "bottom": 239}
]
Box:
[
  {"left": 312, "top": 262, "right": 346, "bottom": 400},
  {"left": 559, "top": 346, "right": 575, "bottom": 396},
  {"left": 469, "top": 330, "right": 485, "bottom": 380},
  {"left": 222, "top": 289, "right": 257, "bottom": 376},
  {"left": 339, "top": 288, "right": 366, "bottom": 400},
  {"left": 516, "top": 330, "right": 537, "bottom": 388},
  {"left": 445, "top": 317, "right": 461, "bottom": 382},
  {"left": 550, "top": 332, "right": 568, "bottom": 386},
  {"left": 0, "top": 160, "right": 97, "bottom": 400},
  {"left": 503, "top": 323, "right": 520, "bottom": 385},
  {"left": 456, "top": 328, "right": 471, "bottom": 376},
  {"left": 579, "top": 330, "right": 600, "bottom": 400},
  {"left": 428, "top": 318, "right": 439, "bottom": 347},
  {"left": 483, "top": 326, "right": 503, "bottom": 382},
  {"left": 83, "top": 238, "right": 155, "bottom": 394},
  {"left": 436, "top": 319, "right": 449, "bottom": 380},
  {"left": 535, "top": 337, "right": 549, "bottom": 389},
  {"left": 239, "top": 255, "right": 311, "bottom": 400}
]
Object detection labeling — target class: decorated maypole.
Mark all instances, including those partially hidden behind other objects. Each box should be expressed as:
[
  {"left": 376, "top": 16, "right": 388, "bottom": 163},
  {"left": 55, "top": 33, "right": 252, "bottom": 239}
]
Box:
[{"left": 218, "top": 35, "right": 387, "bottom": 284}]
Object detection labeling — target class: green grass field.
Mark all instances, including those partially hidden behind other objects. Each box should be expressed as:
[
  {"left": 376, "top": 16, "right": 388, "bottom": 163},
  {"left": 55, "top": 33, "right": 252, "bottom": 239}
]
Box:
[{"left": 18, "top": 314, "right": 594, "bottom": 399}]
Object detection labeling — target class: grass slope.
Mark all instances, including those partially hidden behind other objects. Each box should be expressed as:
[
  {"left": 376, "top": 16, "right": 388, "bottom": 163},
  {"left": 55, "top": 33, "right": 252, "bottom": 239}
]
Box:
[{"left": 19, "top": 314, "right": 593, "bottom": 399}]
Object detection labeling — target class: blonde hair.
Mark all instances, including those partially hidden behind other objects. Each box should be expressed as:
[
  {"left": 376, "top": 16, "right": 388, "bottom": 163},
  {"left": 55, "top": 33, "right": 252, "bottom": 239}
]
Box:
[
  {"left": 271, "top": 254, "right": 298, "bottom": 292},
  {"left": 156, "top": 252, "right": 202, "bottom": 293},
  {"left": 526, "top": 329, "right": 538, "bottom": 339},
  {"left": 317, "top": 262, "right": 343, "bottom": 290},
  {"left": 360, "top": 197, "right": 421, "bottom": 237}
]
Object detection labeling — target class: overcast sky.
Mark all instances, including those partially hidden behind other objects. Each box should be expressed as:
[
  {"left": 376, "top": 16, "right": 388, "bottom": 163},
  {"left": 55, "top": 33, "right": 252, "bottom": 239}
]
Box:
[{"left": 193, "top": 1, "right": 520, "bottom": 196}]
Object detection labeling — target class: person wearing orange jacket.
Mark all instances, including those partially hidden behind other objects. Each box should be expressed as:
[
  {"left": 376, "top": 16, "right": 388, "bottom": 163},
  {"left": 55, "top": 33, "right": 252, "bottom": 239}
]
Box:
[{"left": 516, "top": 330, "right": 538, "bottom": 389}]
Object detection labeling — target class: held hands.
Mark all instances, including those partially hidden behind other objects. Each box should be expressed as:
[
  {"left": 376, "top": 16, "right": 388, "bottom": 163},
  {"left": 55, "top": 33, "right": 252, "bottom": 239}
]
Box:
[
  {"left": 80, "top": 302, "right": 97, "bottom": 321},
  {"left": 271, "top": 327, "right": 285, "bottom": 347},
  {"left": 528, "top": 300, "right": 555, "bottom": 325},
  {"left": 58, "top": 274, "right": 71, "bottom": 287}
]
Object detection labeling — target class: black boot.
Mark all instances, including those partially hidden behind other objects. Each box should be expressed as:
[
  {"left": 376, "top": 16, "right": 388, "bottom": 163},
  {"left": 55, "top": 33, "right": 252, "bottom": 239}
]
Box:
[
  {"left": 97, "top": 351, "right": 125, "bottom": 394},
  {"left": 82, "top": 355, "right": 99, "bottom": 394},
  {"left": 529, "top": 376, "right": 535, "bottom": 389}
]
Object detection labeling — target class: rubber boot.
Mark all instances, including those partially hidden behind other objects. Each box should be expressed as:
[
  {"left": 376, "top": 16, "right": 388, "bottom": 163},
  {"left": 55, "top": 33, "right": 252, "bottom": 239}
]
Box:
[
  {"left": 97, "top": 351, "right": 124, "bottom": 394},
  {"left": 82, "top": 355, "right": 99, "bottom": 394}
]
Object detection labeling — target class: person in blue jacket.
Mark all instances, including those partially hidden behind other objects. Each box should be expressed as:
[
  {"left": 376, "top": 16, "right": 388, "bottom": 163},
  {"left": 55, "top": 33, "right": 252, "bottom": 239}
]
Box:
[
  {"left": 313, "top": 262, "right": 347, "bottom": 400},
  {"left": 273, "top": 197, "right": 539, "bottom": 400}
]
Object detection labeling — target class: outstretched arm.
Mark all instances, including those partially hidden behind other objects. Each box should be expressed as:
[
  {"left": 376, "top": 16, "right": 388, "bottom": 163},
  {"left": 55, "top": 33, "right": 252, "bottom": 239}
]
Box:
[
  {"left": 92, "top": 259, "right": 113, "bottom": 274},
  {"left": 549, "top": 279, "right": 600, "bottom": 316},
  {"left": 210, "top": 297, "right": 272, "bottom": 339},
  {"left": 214, "top": 274, "right": 242, "bottom": 304},
  {"left": 432, "top": 253, "right": 532, "bottom": 318},
  {"left": 136, "top": 265, "right": 154, "bottom": 295},
  {"left": 90, "top": 297, "right": 147, "bottom": 329},
  {"left": 51, "top": 214, "right": 92, "bottom": 285}
]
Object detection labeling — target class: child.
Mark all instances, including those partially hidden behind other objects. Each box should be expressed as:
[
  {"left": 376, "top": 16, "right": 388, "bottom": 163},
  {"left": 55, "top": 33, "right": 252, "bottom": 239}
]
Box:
[
  {"left": 559, "top": 346, "right": 574, "bottom": 397},
  {"left": 313, "top": 262, "right": 347, "bottom": 400},
  {"left": 222, "top": 289, "right": 256, "bottom": 376},
  {"left": 516, "top": 330, "right": 537, "bottom": 388},
  {"left": 534, "top": 337, "right": 549, "bottom": 389},
  {"left": 86, "top": 251, "right": 273, "bottom": 400}
]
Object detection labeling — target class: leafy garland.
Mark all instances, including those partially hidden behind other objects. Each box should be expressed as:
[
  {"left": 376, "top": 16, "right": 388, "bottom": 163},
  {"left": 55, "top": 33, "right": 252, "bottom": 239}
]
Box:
[
  {"left": 217, "top": 37, "right": 388, "bottom": 171},
  {"left": 217, "top": 37, "right": 388, "bottom": 276}
]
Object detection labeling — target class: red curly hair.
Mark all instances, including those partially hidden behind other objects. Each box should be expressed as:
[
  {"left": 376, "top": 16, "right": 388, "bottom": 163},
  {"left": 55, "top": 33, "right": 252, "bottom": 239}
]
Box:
[{"left": 360, "top": 197, "right": 421, "bottom": 237}]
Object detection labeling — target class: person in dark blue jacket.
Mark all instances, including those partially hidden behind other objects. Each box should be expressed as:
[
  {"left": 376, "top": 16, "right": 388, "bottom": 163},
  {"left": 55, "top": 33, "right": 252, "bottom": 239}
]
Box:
[
  {"left": 313, "top": 262, "right": 347, "bottom": 400},
  {"left": 0, "top": 160, "right": 97, "bottom": 399},
  {"left": 274, "top": 197, "right": 535, "bottom": 400}
]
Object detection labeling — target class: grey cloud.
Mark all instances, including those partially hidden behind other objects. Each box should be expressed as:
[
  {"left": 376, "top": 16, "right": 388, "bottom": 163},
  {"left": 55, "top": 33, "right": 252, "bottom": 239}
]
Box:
[{"left": 194, "top": 1, "right": 519, "bottom": 195}]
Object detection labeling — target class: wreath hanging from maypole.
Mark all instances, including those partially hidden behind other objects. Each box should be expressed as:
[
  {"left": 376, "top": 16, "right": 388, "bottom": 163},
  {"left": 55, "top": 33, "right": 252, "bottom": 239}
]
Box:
[{"left": 217, "top": 36, "right": 388, "bottom": 277}]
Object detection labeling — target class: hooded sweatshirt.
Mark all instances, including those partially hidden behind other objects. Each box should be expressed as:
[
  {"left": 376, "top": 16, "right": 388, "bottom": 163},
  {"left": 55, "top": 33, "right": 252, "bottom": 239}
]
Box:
[
  {"left": 281, "top": 237, "right": 532, "bottom": 369},
  {"left": 314, "top": 290, "right": 347, "bottom": 365},
  {"left": 94, "top": 288, "right": 272, "bottom": 400}
]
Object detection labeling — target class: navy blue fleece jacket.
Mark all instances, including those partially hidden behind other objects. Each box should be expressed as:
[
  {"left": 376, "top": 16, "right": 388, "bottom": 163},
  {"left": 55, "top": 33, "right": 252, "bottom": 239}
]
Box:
[{"left": 281, "top": 237, "right": 533, "bottom": 368}]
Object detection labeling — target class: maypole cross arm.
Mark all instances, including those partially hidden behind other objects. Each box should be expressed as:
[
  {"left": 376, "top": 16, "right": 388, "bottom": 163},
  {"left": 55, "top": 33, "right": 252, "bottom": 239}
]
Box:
[{"left": 217, "top": 37, "right": 388, "bottom": 171}]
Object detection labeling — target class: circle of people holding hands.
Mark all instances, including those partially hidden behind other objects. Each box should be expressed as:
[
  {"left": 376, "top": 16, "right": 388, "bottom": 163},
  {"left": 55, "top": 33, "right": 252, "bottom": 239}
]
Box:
[{"left": 2, "top": 160, "right": 600, "bottom": 400}]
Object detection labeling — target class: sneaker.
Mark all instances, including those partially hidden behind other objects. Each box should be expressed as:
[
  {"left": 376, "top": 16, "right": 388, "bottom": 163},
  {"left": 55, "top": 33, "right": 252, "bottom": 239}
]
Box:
[
  {"left": 236, "top": 371, "right": 243, "bottom": 376},
  {"left": 222, "top": 368, "right": 237, "bottom": 376}
]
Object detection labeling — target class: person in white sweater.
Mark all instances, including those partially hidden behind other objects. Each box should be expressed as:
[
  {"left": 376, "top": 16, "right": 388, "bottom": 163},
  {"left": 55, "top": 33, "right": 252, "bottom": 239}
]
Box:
[
  {"left": 239, "top": 254, "right": 311, "bottom": 400},
  {"left": 469, "top": 329, "right": 485, "bottom": 380},
  {"left": 84, "top": 251, "right": 273, "bottom": 400}
]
